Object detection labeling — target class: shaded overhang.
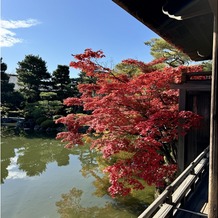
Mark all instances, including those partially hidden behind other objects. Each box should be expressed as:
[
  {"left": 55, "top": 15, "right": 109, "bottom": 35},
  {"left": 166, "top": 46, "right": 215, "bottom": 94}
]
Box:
[
  {"left": 112, "top": 0, "right": 214, "bottom": 61},
  {"left": 113, "top": 1, "right": 218, "bottom": 217}
]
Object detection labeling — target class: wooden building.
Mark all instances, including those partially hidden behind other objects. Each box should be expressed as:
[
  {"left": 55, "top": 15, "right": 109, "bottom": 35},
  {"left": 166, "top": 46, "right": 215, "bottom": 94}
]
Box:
[
  {"left": 171, "top": 71, "right": 211, "bottom": 171},
  {"left": 112, "top": 0, "right": 217, "bottom": 217}
]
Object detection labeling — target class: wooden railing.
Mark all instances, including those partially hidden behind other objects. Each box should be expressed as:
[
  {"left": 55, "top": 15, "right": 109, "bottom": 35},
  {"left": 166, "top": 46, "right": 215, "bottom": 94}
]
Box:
[{"left": 138, "top": 146, "right": 209, "bottom": 218}]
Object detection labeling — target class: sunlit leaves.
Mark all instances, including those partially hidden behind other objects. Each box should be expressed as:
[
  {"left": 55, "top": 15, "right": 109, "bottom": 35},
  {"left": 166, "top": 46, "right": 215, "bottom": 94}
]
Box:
[{"left": 56, "top": 49, "right": 202, "bottom": 197}]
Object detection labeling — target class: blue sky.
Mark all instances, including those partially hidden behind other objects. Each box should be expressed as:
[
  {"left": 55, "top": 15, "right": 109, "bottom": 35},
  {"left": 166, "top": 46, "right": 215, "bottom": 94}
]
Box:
[{"left": 1, "top": 0, "right": 158, "bottom": 78}]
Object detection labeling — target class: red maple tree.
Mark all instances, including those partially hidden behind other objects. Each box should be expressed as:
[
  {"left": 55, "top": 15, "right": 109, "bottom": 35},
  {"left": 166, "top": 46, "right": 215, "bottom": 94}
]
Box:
[{"left": 56, "top": 49, "right": 202, "bottom": 197}]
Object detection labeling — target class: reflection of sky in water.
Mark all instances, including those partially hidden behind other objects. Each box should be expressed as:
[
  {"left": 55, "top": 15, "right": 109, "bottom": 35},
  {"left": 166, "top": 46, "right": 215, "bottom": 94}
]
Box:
[
  {"left": 2, "top": 153, "right": 115, "bottom": 218},
  {"left": 6, "top": 148, "right": 28, "bottom": 180},
  {"left": 1, "top": 138, "right": 145, "bottom": 218}
]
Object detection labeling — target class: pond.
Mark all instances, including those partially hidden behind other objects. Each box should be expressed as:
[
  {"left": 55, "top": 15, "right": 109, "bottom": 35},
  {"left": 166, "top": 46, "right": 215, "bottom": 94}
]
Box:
[{"left": 1, "top": 134, "right": 155, "bottom": 218}]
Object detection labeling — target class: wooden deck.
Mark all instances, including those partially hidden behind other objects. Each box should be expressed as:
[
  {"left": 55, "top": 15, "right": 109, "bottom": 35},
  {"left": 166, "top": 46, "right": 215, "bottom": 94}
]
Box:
[
  {"left": 174, "top": 170, "right": 208, "bottom": 217},
  {"left": 138, "top": 147, "right": 209, "bottom": 218},
  {"left": 201, "top": 203, "right": 209, "bottom": 215}
]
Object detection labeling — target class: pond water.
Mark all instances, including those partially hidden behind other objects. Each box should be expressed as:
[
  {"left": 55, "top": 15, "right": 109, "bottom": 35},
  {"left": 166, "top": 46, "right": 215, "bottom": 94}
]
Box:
[{"left": 1, "top": 135, "right": 154, "bottom": 218}]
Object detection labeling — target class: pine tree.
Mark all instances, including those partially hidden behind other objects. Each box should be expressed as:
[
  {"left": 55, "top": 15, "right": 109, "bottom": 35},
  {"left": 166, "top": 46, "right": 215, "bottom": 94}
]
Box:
[{"left": 16, "top": 55, "right": 50, "bottom": 103}]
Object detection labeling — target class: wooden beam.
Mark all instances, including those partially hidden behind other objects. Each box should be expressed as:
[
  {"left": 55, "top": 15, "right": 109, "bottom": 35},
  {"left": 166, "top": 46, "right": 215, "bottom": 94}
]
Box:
[
  {"left": 177, "top": 89, "right": 186, "bottom": 172},
  {"left": 171, "top": 82, "right": 211, "bottom": 91},
  {"left": 208, "top": 0, "right": 217, "bottom": 17},
  {"left": 208, "top": 6, "right": 218, "bottom": 218}
]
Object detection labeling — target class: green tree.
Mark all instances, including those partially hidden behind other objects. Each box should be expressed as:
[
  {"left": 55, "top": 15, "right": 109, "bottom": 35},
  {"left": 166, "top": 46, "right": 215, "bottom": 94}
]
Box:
[
  {"left": 1, "top": 58, "right": 23, "bottom": 116},
  {"left": 52, "top": 65, "right": 72, "bottom": 100},
  {"left": 1, "top": 58, "right": 15, "bottom": 103},
  {"left": 202, "top": 60, "right": 212, "bottom": 71},
  {"left": 39, "top": 92, "right": 63, "bottom": 117},
  {"left": 145, "top": 38, "right": 191, "bottom": 67},
  {"left": 113, "top": 62, "right": 140, "bottom": 77},
  {"left": 23, "top": 92, "right": 63, "bottom": 122},
  {"left": 16, "top": 55, "right": 51, "bottom": 103}
]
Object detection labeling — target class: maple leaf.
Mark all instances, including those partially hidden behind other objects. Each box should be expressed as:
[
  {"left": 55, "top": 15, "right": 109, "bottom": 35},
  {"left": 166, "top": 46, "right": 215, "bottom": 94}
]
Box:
[{"left": 56, "top": 49, "right": 202, "bottom": 197}]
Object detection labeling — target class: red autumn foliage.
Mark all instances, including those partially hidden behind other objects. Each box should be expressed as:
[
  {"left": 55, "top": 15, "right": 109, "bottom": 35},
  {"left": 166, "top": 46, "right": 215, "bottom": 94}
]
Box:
[{"left": 56, "top": 49, "right": 202, "bottom": 197}]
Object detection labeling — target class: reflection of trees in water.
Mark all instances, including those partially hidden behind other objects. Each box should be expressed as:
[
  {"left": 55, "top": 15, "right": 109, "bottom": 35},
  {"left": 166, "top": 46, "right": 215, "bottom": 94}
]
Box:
[
  {"left": 1, "top": 136, "right": 102, "bottom": 183},
  {"left": 16, "top": 141, "right": 70, "bottom": 176},
  {"left": 56, "top": 188, "right": 84, "bottom": 218},
  {"left": 1, "top": 141, "right": 16, "bottom": 183},
  {"left": 54, "top": 148, "right": 70, "bottom": 166},
  {"left": 56, "top": 188, "right": 131, "bottom": 218},
  {"left": 1, "top": 136, "right": 154, "bottom": 216},
  {"left": 77, "top": 145, "right": 111, "bottom": 197},
  {"left": 1, "top": 136, "right": 107, "bottom": 182},
  {"left": 1, "top": 137, "right": 72, "bottom": 182},
  {"left": 77, "top": 147, "right": 154, "bottom": 204},
  {"left": 57, "top": 147, "right": 154, "bottom": 217},
  {"left": 56, "top": 187, "right": 141, "bottom": 218}
]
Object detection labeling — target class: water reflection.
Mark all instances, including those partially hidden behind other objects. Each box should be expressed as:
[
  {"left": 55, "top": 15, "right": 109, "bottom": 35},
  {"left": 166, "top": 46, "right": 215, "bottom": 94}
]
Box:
[
  {"left": 1, "top": 136, "right": 154, "bottom": 217},
  {"left": 1, "top": 138, "right": 18, "bottom": 183},
  {"left": 1, "top": 136, "right": 73, "bottom": 182},
  {"left": 56, "top": 187, "right": 139, "bottom": 218},
  {"left": 6, "top": 149, "right": 27, "bottom": 180},
  {"left": 56, "top": 185, "right": 154, "bottom": 218}
]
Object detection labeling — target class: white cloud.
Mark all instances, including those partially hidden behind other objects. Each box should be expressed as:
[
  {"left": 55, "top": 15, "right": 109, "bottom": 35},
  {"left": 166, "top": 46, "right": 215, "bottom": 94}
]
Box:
[
  {"left": 7, "top": 170, "right": 27, "bottom": 180},
  {"left": 0, "top": 19, "right": 40, "bottom": 47}
]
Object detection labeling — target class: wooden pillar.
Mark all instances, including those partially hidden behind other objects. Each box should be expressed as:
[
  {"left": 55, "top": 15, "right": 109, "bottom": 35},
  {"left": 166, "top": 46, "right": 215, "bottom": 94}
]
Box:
[
  {"left": 177, "top": 89, "right": 186, "bottom": 172},
  {"left": 208, "top": 5, "right": 218, "bottom": 217}
]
